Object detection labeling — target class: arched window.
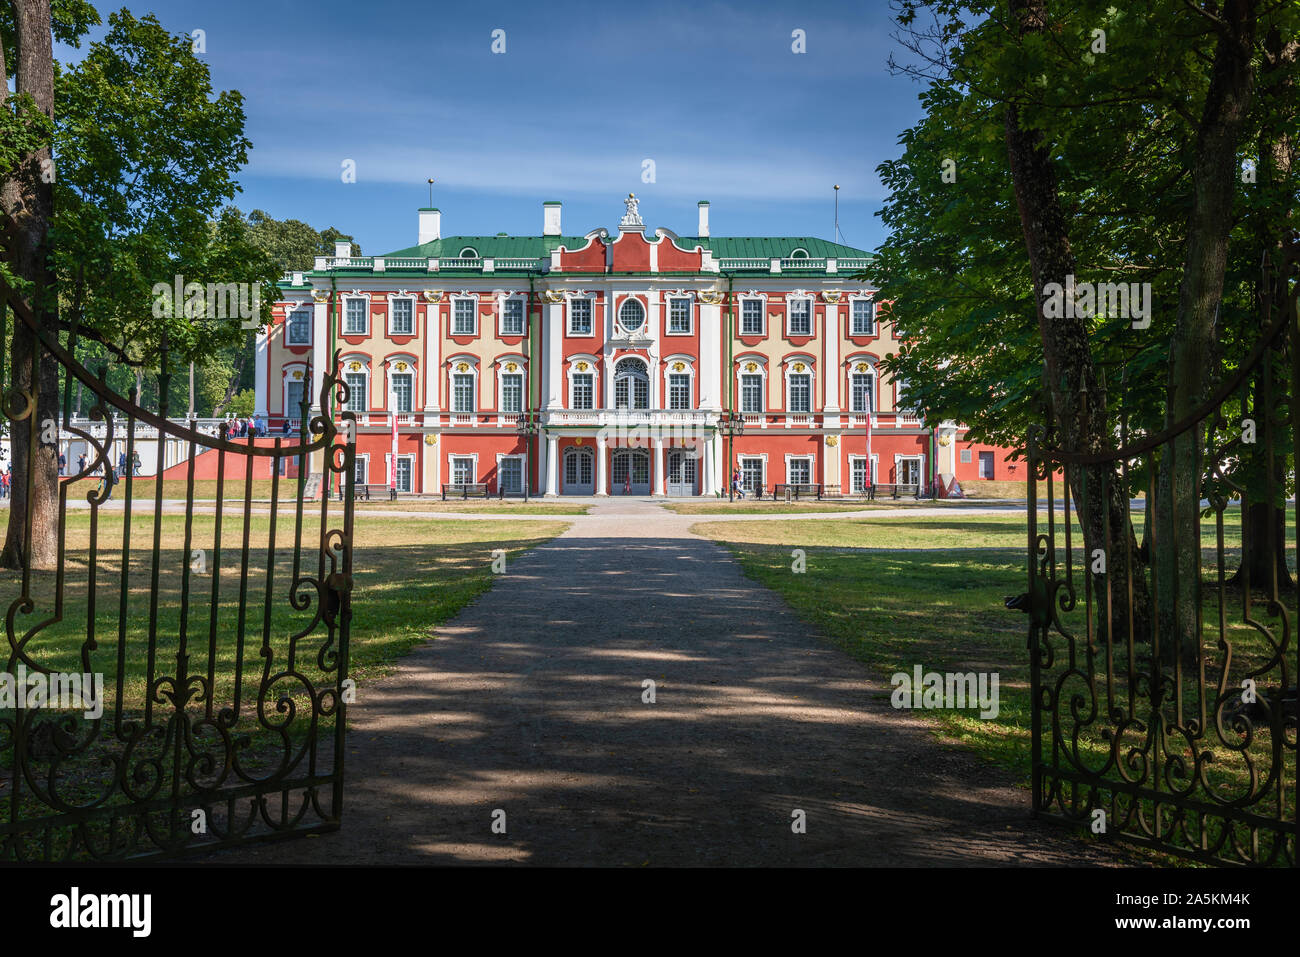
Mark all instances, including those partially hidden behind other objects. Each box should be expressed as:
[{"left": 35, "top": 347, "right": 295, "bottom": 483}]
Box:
[
  {"left": 617, "top": 298, "right": 646, "bottom": 336},
  {"left": 458, "top": 246, "right": 479, "bottom": 259},
  {"left": 563, "top": 447, "right": 594, "bottom": 493},
  {"left": 849, "top": 361, "right": 876, "bottom": 413},
  {"left": 614, "top": 357, "right": 650, "bottom": 410},
  {"left": 790, "top": 248, "right": 809, "bottom": 259}
]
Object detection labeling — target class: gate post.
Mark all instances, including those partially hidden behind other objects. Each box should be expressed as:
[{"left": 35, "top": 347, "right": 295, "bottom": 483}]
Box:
[{"left": 1026, "top": 426, "right": 1042, "bottom": 817}]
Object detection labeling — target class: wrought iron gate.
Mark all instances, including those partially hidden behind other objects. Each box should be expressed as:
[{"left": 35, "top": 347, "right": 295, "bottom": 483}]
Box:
[
  {"left": 0, "top": 261, "right": 356, "bottom": 861},
  {"left": 1027, "top": 241, "right": 1299, "bottom": 866}
]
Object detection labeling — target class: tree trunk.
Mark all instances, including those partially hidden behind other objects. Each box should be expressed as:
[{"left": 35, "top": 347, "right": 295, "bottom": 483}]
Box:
[
  {"left": 1005, "top": 0, "right": 1150, "bottom": 645},
  {"left": 1155, "top": 0, "right": 1256, "bottom": 670},
  {"left": 0, "top": 0, "right": 59, "bottom": 571},
  {"left": 211, "top": 345, "right": 248, "bottom": 418}
]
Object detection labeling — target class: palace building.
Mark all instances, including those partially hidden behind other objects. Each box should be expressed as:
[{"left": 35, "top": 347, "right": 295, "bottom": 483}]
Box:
[{"left": 258, "top": 194, "right": 1008, "bottom": 497}]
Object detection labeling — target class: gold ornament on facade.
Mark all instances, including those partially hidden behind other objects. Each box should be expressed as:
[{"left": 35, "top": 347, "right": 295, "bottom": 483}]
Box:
[
  {"left": 291, "top": 370, "right": 303, "bottom": 380},
  {"left": 505, "top": 362, "right": 518, "bottom": 373},
  {"left": 938, "top": 434, "right": 952, "bottom": 447},
  {"left": 311, "top": 291, "right": 329, "bottom": 303},
  {"left": 576, "top": 361, "right": 589, "bottom": 372},
  {"left": 672, "top": 362, "right": 686, "bottom": 372},
  {"left": 793, "top": 362, "right": 806, "bottom": 373},
  {"left": 698, "top": 290, "right": 724, "bottom": 305},
  {"left": 348, "top": 361, "right": 362, "bottom": 372},
  {"left": 456, "top": 362, "right": 469, "bottom": 373},
  {"left": 826, "top": 436, "right": 839, "bottom": 447},
  {"left": 744, "top": 362, "right": 758, "bottom": 373},
  {"left": 395, "top": 362, "right": 408, "bottom": 372},
  {"left": 425, "top": 434, "right": 437, "bottom": 445},
  {"left": 854, "top": 362, "right": 870, "bottom": 373},
  {"left": 574, "top": 437, "right": 584, "bottom": 446},
  {"left": 542, "top": 290, "right": 565, "bottom": 304},
  {"left": 423, "top": 290, "right": 443, "bottom": 302}
]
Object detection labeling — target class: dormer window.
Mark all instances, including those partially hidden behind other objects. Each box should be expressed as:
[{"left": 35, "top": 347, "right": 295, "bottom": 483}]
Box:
[
  {"left": 790, "top": 248, "right": 809, "bottom": 259},
  {"left": 459, "top": 246, "right": 478, "bottom": 259}
]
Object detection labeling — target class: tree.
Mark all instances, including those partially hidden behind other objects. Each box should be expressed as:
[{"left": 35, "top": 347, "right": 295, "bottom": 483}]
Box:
[{"left": 875, "top": 0, "right": 1299, "bottom": 646}]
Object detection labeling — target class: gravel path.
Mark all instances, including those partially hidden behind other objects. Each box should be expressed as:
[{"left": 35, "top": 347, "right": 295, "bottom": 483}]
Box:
[{"left": 215, "top": 499, "right": 1119, "bottom": 866}]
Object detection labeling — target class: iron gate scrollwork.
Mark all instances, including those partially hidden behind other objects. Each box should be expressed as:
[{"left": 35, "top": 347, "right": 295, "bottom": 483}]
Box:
[
  {"left": 1027, "top": 239, "right": 1299, "bottom": 866},
  {"left": 0, "top": 265, "right": 357, "bottom": 861}
]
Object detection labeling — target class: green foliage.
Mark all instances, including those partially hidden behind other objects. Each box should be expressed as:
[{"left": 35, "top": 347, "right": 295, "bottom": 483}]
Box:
[
  {"left": 870, "top": 0, "right": 1299, "bottom": 453},
  {"left": 238, "top": 209, "right": 359, "bottom": 273},
  {"left": 51, "top": 9, "right": 281, "bottom": 370},
  {"left": 225, "top": 388, "right": 255, "bottom": 417}
]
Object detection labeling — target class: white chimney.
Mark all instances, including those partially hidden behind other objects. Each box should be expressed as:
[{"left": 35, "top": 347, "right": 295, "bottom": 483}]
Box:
[
  {"left": 418, "top": 207, "right": 441, "bottom": 245},
  {"left": 543, "top": 201, "right": 562, "bottom": 236},
  {"left": 697, "top": 200, "right": 710, "bottom": 238},
  {"left": 333, "top": 240, "right": 352, "bottom": 258}
]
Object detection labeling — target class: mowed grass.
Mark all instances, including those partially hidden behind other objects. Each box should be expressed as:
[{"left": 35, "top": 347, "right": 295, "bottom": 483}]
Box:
[{"left": 695, "top": 508, "right": 1295, "bottom": 863}]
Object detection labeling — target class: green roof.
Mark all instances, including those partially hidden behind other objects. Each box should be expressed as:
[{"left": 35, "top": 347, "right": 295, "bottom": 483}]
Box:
[
  {"left": 384, "top": 234, "right": 871, "bottom": 260},
  {"left": 678, "top": 237, "right": 872, "bottom": 259},
  {"left": 382, "top": 235, "right": 588, "bottom": 258}
]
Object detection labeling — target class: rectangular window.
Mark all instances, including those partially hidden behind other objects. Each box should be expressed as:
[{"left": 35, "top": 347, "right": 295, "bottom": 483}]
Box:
[
  {"left": 287, "top": 308, "right": 311, "bottom": 345},
  {"left": 354, "top": 456, "right": 368, "bottom": 486},
  {"left": 788, "top": 458, "right": 811, "bottom": 484},
  {"left": 345, "top": 372, "right": 367, "bottom": 413},
  {"left": 572, "top": 373, "right": 594, "bottom": 410},
  {"left": 740, "top": 457, "right": 764, "bottom": 496},
  {"left": 502, "top": 299, "right": 524, "bottom": 336},
  {"left": 668, "top": 298, "right": 691, "bottom": 334},
  {"left": 390, "top": 298, "right": 414, "bottom": 336},
  {"left": 452, "top": 374, "right": 474, "bottom": 413},
  {"left": 741, "top": 300, "right": 763, "bottom": 336},
  {"left": 569, "top": 299, "right": 592, "bottom": 335},
  {"left": 390, "top": 373, "right": 413, "bottom": 413},
  {"left": 851, "top": 458, "right": 869, "bottom": 493},
  {"left": 344, "top": 299, "right": 367, "bottom": 335},
  {"left": 788, "top": 299, "right": 811, "bottom": 336},
  {"left": 740, "top": 374, "right": 763, "bottom": 414},
  {"left": 960, "top": 449, "right": 973, "bottom": 464},
  {"left": 852, "top": 300, "right": 876, "bottom": 335},
  {"left": 850, "top": 372, "right": 874, "bottom": 413},
  {"left": 285, "top": 381, "right": 305, "bottom": 419},
  {"left": 395, "top": 456, "right": 413, "bottom": 493},
  {"left": 668, "top": 374, "right": 690, "bottom": 410},
  {"left": 499, "top": 457, "right": 523, "bottom": 494},
  {"left": 896, "top": 378, "right": 914, "bottom": 413},
  {"left": 453, "top": 299, "right": 476, "bottom": 335},
  {"left": 451, "top": 456, "right": 474, "bottom": 485},
  {"left": 501, "top": 373, "right": 523, "bottom": 413},
  {"left": 788, "top": 374, "right": 811, "bottom": 413}
]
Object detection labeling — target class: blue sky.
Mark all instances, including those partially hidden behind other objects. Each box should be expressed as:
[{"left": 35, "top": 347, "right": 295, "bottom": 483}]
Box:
[{"left": 58, "top": 0, "right": 926, "bottom": 255}]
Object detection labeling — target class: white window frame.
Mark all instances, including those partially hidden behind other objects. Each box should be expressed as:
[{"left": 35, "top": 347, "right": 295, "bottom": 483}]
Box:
[
  {"left": 960, "top": 449, "right": 973, "bottom": 464},
  {"left": 342, "top": 295, "right": 370, "bottom": 336},
  {"left": 665, "top": 294, "right": 693, "bottom": 335},
  {"left": 563, "top": 445, "right": 595, "bottom": 490},
  {"left": 847, "top": 359, "right": 877, "bottom": 413},
  {"left": 565, "top": 355, "right": 600, "bottom": 411},
  {"left": 785, "top": 294, "right": 814, "bottom": 337},
  {"left": 498, "top": 293, "right": 527, "bottom": 338},
  {"left": 736, "top": 357, "right": 768, "bottom": 414},
  {"left": 495, "top": 356, "right": 528, "bottom": 414},
  {"left": 448, "top": 453, "right": 478, "bottom": 486},
  {"left": 353, "top": 453, "right": 370, "bottom": 486},
  {"left": 388, "top": 294, "right": 416, "bottom": 337},
  {"left": 386, "top": 453, "right": 415, "bottom": 492},
  {"left": 447, "top": 356, "right": 480, "bottom": 414},
  {"left": 849, "top": 294, "right": 877, "bottom": 336},
  {"left": 738, "top": 294, "right": 766, "bottom": 337},
  {"left": 782, "top": 356, "right": 816, "bottom": 414},
  {"left": 388, "top": 369, "right": 415, "bottom": 413},
  {"left": 784, "top": 454, "right": 814, "bottom": 485},
  {"left": 342, "top": 361, "right": 370, "bottom": 414},
  {"left": 616, "top": 296, "right": 647, "bottom": 337},
  {"left": 286, "top": 305, "right": 312, "bottom": 346},
  {"left": 895, "top": 454, "right": 925, "bottom": 487},
  {"left": 495, "top": 453, "right": 527, "bottom": 494},
  {"left": 451, "top": 295, "right": 479, "bottom": 337},
  {"left": 613, "top": 356, "right": 650, "bottom": 410},
  {"left": 662, "top": 356, "right": 695, "bottom": 413},
  {"left": 566, "top": 293, "right": 595, "bottom": 336},
  {"left": 738, "top": 454, "right": 767, "bottom": 495}
]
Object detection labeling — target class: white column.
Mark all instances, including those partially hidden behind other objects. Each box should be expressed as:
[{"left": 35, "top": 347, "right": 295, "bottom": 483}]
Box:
[
  {"left": 700, "top": 440, "right": 712, "bottom": 496},
  {"left": 424, "top": 302, "right": 440, "bottom": 413},
  {"left": 595, "top": 432, "right": 608, "bottom": 495},
  {"left": 254, "top": 325, "right": 269, "bottom": 417},
  {"left": 652, "top": 437, "right": 665, "bottom": 496},
  {"left": 310, "top": 300, "right": 328, "bottom": 411},
  {"left": 713, "top": 431, "right": 725, "bottom": 494},
  {"left": 432, "top": 438, "right": 442, "bottom": 494},
  {"left": 546, "top": 301, "right": 563, "bottom": 408},
  {"left": 545, "top": 434, "right": 558, "bottom": 496},
  {"left": 698, "top": 302, "right": 721, "bottom": 410},
  {"left": 823, "top": 302, "right": 840, "bottom": 417}
]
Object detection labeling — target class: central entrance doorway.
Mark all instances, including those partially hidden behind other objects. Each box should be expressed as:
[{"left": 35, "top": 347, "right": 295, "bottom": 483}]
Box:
[
  {"left": 563, "top": 446, "right": 594, "bottom": 494},
  {"left": 666, "top": 450, "right": 697, "bottom": 496},
  {"left": 612, "top": 448, "right": 650, "bottom": 495}
]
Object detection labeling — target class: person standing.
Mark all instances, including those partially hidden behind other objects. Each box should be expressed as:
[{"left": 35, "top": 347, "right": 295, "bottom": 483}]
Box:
[
  {"left": 133, "top": 450, "right": 142, "bottom": 475},
  {"left": 78, "top": 452, "right": 87, "bottom": 474},
  {"left": 58, "top": 452, "right": 66, "bottom": 476}
]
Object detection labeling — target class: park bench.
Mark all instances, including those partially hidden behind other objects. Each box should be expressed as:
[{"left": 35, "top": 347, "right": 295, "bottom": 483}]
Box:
[
  {"left": 339, "top": 483, "right": 395, "bottom": 501},
  {"left": 441, "top": 482, "right": 489, "bottom": 500},
  {"left": 868, "top": 483, "right": 927, "bottom": 500},
  {"left": 772, "top": 482, "right": 822, "bottom": 501}
]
